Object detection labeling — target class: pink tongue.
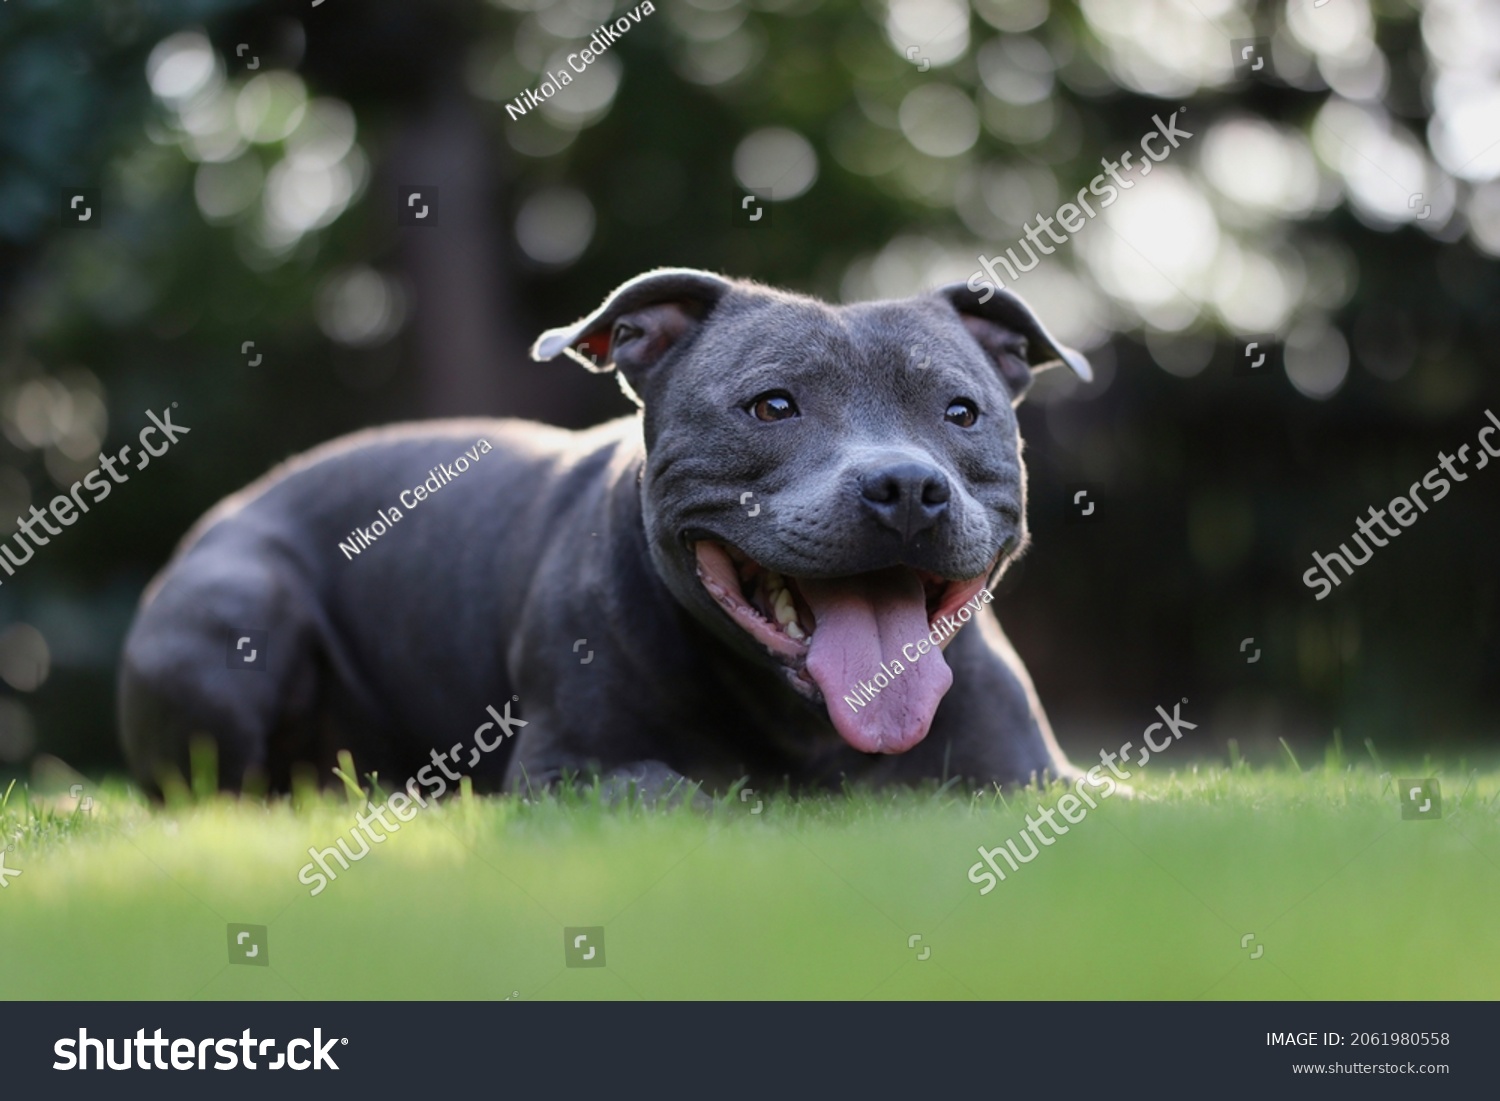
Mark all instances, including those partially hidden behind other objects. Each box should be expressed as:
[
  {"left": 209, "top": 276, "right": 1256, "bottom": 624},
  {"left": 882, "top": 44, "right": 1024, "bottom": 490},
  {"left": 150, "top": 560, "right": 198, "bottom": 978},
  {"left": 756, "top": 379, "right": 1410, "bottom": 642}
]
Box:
[{"left": 800, "top": 569, "right": 954, "bottom": 755}]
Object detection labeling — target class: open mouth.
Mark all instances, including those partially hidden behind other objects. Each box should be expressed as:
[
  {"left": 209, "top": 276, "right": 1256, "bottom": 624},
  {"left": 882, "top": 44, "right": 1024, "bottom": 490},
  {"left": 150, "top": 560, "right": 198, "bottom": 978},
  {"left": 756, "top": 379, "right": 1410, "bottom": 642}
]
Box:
[{"left": 694, "top": 540, "right": 995, "bottom": 755}]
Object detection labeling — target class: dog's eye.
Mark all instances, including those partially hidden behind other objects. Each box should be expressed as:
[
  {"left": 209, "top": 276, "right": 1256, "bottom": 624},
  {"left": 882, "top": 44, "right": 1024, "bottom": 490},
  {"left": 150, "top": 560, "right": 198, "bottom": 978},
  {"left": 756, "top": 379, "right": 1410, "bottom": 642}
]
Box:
[
  {"left": 750, "top": 391, "right": 799, "bottom": 422},
  {"left": 944, "top": 399, "right": 979, "bottom": 428}
]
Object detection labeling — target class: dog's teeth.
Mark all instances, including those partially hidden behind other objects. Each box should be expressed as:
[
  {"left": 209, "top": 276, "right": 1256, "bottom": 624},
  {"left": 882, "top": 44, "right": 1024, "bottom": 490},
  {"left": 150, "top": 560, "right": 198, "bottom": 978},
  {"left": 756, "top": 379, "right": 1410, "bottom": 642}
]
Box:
[
  {"left": 785, "top": 622, "right": 806, "bottom": 640},
  {"left": 761, "top": 572, "right": 784, "bottom": 610},
  {"left": 774, "top": 590, "right": 796, "bottom": 626}
]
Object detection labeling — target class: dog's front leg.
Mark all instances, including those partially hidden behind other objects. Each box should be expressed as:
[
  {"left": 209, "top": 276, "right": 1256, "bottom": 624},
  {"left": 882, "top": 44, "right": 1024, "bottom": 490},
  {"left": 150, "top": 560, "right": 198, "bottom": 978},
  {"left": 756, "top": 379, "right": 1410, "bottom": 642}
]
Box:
[{"left": 503, "top": 719, "right": 702, "bottom": 806}]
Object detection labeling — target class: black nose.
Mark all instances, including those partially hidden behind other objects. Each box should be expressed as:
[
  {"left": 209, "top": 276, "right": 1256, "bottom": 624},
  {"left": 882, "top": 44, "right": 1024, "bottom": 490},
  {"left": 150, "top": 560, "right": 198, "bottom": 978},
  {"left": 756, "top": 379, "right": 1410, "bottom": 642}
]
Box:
[{"left": 859, "top": 461, "right": 951, "bottom": 540}]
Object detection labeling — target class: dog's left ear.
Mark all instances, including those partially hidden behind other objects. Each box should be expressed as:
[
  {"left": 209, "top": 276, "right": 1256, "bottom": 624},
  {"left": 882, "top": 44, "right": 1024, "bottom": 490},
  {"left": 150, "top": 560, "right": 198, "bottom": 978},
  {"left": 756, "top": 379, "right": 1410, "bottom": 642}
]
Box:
[
  {"left": 531, "top": 269, "right": 732, "bottom": 398},
  {"left": 936, "top": 282, "right": 1092, "bottom": 403}
]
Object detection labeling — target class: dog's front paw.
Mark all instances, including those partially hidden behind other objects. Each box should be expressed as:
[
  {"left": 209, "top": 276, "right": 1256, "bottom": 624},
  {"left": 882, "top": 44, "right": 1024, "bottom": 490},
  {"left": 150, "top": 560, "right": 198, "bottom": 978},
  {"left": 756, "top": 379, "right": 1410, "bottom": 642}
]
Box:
[{"left": 598, "top": 761, "right": 707, "bottom": 808}]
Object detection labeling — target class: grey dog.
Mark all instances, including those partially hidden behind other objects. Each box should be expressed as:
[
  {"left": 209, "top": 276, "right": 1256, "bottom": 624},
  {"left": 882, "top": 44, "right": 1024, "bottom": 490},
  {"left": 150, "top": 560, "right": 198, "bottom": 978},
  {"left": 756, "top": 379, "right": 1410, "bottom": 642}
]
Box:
[{"left": 118, "top": 268, "right": 1091, "bottom": 797}]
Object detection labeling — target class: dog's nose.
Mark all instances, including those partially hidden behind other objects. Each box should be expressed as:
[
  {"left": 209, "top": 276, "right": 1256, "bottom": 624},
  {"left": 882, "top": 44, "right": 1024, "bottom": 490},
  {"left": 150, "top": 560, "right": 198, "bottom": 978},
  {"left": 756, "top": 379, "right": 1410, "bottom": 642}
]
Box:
[{"left": 859, "top": 461, "right": 951, "bottom": 540}]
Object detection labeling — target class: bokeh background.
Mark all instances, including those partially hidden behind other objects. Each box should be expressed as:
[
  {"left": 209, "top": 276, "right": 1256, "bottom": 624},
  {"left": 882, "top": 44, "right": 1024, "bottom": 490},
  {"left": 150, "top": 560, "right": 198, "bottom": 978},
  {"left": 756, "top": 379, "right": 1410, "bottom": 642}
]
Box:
[{"left": 1, "top": 0, "right": 1497, "bottom": 782}]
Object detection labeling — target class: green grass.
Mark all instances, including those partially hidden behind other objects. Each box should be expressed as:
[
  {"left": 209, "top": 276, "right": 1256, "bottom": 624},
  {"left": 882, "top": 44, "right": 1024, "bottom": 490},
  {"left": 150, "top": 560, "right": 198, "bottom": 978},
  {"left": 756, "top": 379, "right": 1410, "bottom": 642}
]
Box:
[{"left": 3, "top": 753, "right": 1499, "bottom": 1000}]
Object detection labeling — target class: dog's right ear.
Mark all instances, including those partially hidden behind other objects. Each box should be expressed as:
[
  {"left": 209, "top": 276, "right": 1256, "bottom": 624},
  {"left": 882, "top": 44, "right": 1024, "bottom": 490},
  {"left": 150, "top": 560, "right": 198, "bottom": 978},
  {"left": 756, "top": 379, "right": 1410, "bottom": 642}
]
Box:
[{"left": 531, "top": 269, "right": 732, "bottom": 397}]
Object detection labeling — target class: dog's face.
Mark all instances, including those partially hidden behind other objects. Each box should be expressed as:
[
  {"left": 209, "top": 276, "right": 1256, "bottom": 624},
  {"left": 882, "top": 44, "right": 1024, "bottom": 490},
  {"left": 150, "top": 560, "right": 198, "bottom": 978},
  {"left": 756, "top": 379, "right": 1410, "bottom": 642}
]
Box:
[{"left": 534, "top": 269, "right": 1089, "bottom": 756}]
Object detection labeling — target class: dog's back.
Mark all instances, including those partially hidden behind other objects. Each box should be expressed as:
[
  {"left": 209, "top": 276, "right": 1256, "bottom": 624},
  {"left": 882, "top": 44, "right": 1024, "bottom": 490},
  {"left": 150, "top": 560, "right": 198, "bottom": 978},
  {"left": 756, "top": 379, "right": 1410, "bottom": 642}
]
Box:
[{"left": 118, "top": 416, "right": 638, "bottom": 793}]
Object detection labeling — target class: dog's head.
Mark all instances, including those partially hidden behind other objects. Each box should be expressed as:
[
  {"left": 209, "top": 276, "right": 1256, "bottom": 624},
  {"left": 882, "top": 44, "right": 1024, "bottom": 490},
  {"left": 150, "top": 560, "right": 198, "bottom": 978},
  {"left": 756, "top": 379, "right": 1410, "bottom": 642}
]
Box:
[{"left": 533, "top": 268, "right": 1089, "bottom": 756}]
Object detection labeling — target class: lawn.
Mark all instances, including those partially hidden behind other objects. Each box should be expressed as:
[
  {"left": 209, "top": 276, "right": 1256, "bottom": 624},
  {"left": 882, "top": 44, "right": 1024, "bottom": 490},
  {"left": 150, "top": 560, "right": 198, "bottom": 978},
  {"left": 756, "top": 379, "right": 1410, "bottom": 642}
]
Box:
[{"left": 2, "top": 745, "right": 1498, "bottom": 1001}]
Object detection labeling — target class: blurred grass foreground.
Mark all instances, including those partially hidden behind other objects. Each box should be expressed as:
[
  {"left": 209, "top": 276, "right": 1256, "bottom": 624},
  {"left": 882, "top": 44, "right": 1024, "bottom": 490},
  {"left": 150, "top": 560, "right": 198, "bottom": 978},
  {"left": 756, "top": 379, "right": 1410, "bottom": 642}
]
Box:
[{"left": 2, "top": 756, "right": 1498, "bottom": 1000}]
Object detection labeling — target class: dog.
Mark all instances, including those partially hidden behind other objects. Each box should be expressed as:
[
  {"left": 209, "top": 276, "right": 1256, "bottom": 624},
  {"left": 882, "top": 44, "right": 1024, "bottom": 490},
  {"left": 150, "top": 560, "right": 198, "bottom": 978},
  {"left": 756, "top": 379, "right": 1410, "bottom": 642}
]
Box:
[{"left": 118, "top": 268, "right": 1091, "bottom": 798}]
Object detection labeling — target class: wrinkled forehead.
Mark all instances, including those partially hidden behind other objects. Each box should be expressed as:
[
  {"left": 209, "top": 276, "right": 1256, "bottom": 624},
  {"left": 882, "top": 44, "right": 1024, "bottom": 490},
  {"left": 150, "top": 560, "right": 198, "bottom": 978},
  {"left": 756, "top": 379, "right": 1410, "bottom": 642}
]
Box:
[
  {"left": 683, "top": 294, "right": 844, "bottom": 363},
  {"left": 681, "top": 293, "right": 984, "bottom": 375}
]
